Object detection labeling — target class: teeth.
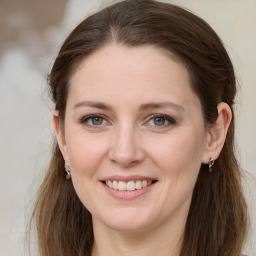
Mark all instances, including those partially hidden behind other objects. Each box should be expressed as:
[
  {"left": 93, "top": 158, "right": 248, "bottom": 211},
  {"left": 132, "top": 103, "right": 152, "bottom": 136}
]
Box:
[
  {"left": 106, "top": 180, "right": 113, "bottom": 188},
  {"left": 118, "top": 181, "right": 126, "bottom": 191},
  {"left": 142, "top": 180, "right": 147, "bottom": 188},
  {"left": 127, "top": 181, "right": 135, "bottom": 191},
  {"left": 135, "top": 180, "right": 142, "bottom": 190},
  {"left": 105, "top": 179, "right": 154, "bottom": 191},
  {"left": 113, "top": 180, "right": 118, "bottom": 190}
]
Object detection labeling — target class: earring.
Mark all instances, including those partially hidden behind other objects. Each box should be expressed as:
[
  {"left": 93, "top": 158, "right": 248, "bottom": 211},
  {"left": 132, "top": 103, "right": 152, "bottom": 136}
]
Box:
[
  {"left": 209, "top": 157, "right": 214, "bottom": 172},
  {"left": 64, "top": 163, "right": 71, "bottom": 179}
]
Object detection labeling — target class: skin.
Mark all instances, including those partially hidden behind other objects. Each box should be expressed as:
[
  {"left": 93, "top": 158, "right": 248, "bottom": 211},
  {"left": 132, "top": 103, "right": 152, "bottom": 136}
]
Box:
[{"left": 53, "top": 44, "right": 232, "bottom": 256}]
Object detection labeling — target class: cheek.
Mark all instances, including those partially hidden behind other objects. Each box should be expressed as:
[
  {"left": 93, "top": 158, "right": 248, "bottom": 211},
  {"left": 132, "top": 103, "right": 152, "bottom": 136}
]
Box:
[
  {"left": 64, "top": 130, "right": 109, "bottom": 212},
  {"left": 147, "top": 127, "right": 206, "bottom": 181},
  {"left": 152, "top": 132, "right": 204, "bottom": 166},
  {"left": 148, "top": 129, "right": 205, "bottom": 215},
  {"left": 65, "top": 130, "right": 108, "bottom": 177}
]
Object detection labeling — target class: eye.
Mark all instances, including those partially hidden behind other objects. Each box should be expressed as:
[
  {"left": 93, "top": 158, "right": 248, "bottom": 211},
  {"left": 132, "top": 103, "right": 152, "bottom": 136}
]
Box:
[
  {"left": 80, "top": 114, "right": 108, "bottom": 126},
  {"left": 152, "top": 116, "right": 166, "bottom": 126},
  {"left": 147, "top": 114, "right": 176, "bottom": 128}
]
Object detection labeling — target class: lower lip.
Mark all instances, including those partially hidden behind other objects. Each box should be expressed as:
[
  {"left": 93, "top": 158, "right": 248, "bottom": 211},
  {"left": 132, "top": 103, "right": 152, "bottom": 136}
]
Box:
[{"left": 102, "top": 182, "right": 157, "bottom": 200}]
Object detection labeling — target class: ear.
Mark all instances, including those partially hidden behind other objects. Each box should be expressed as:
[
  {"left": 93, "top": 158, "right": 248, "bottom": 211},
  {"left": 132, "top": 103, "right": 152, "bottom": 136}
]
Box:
[
  {"left": 53, "top": 110, "right": 68, "bottom": 162},
  {"left": 201, "top": 102, "right": 232, "bottom": 164}
]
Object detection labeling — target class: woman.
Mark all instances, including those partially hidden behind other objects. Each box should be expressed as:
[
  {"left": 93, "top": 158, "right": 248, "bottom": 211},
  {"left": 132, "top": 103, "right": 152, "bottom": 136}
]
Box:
[{"left": 30, "top": 0, "right": 248, "bottom": 255}]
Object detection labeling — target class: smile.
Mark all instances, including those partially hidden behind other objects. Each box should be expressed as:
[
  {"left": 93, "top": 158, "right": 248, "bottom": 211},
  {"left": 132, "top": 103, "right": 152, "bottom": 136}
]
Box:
[
  {"left": 104, "top": 180, "right": 155, "bottom": 191},
  {"left": 100, "top": 175, "right": 158, "bottom": 199}
]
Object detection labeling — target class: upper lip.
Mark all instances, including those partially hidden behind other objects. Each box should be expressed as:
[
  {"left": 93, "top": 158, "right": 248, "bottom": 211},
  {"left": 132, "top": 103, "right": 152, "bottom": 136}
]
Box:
[{"left": 100, "top": 175, "right": 157, "bottom": 182}]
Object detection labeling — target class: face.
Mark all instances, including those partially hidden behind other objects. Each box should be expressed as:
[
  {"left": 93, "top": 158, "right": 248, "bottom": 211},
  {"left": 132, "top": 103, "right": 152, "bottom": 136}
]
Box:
[{"left": 55, "top": 44, "right": 210, "bottom": 232}]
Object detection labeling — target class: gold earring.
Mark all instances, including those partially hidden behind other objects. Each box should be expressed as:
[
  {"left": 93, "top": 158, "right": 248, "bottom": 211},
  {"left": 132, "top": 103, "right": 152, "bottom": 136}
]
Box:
[
  {"left": 209, "top": 157, "right": 214, "bottom": 172},
  {"left": 64, "top": 163, "right": 71, "bottom": 179}
]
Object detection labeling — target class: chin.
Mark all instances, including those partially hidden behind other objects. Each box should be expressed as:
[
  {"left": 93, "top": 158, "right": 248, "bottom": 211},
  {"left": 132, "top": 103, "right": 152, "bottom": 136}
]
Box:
[
  {"left": 107, "top": 219, "right": 152, "bottom": 232},
  {"left": 94, "top": 208, "right": 159, "bottom": 232}
]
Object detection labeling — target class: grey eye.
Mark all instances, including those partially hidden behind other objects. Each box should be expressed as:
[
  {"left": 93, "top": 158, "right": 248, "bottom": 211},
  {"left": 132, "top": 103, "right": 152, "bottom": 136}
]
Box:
[
  {"left": 91, "top": 117, "right": 104, "bottom": 125},
  {"left": 147, "top": 114, "right": 176, "bottom": 128},
  {"left": 81, "top": 115, "right": 107, "bottom": 126},
  {"left": 153, "top": 117, "right": 166, "bottom": 126}
]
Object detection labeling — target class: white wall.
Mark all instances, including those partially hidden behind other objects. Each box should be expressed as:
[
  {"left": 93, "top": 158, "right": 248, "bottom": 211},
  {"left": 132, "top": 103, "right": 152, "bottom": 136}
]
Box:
[{"left": 0, "top": 0, "right": 255, "bottom": 255}]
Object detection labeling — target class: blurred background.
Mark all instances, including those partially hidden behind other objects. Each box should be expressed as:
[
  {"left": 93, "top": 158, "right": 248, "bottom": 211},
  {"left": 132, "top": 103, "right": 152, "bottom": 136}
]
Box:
[{"left": 0, "top": 0, "right": 255, "bottom": 255}]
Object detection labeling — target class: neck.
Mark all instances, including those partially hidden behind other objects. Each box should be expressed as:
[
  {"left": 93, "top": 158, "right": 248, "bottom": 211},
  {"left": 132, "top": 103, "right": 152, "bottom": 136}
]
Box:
[{"left": 91, "top": 216, "right": 185, "bottom": 256}]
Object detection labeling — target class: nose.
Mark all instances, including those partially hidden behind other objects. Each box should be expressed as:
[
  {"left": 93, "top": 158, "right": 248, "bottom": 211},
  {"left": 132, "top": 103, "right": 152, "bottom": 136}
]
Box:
[{"left": 108, "top": 124, "right": 145, "bottom": 167}]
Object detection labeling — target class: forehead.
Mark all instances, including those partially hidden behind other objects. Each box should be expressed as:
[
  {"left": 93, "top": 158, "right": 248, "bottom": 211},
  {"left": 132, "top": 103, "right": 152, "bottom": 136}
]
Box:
[
  {"left": 68, "top": 44, "right": 200, "bottom": 112},
  {"left": 71, "top": 44, "right": 184, "bottom": 85}
]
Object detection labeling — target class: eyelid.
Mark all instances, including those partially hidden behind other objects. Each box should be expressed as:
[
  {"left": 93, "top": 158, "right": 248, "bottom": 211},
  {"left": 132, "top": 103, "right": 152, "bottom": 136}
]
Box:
[
  {"left": 79, "top": 114, "right": 110, "bottom": 126},
  {"left": 79, "top": 113, "right": 176, "bottom": 129},
  {"left": 144, "top": 114, "right": 176, "bottom": 128}
]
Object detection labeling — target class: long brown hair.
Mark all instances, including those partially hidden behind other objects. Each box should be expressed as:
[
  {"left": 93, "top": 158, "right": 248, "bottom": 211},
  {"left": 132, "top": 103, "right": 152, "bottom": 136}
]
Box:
[{"left": 29, "top": 0, "right": 248, "bottom": 255}]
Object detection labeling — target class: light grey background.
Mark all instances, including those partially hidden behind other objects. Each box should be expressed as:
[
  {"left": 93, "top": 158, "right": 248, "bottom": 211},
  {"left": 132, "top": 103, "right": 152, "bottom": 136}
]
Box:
[{"left": 0, "top": 0, "right": 255, "bottom": 255}]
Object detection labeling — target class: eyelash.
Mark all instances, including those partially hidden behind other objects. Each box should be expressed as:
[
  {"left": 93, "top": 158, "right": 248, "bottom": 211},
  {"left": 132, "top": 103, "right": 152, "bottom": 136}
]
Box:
[
  {"left": 79, "top": 114, "right": 109, "bottom": 127},
  {"left": 145, "top": 114, "right": 176, "bottom": 128},
  {"left": 79, "top": 113, "right": 176, "bottom": 128}
]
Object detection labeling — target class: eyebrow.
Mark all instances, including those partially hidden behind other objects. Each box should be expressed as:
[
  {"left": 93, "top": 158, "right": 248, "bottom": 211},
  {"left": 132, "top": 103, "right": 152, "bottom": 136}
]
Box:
[
  {"left": 73, "top": 100, "right": 184, "bottom": 112},
  {"left": 73, "top": 101, "right": 113, "bottom": 111},
  {"left": 139, "top": 102, "right": 184, "bottom": 112}
]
